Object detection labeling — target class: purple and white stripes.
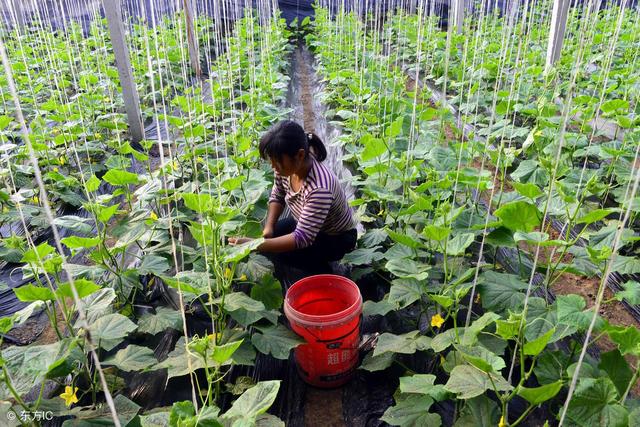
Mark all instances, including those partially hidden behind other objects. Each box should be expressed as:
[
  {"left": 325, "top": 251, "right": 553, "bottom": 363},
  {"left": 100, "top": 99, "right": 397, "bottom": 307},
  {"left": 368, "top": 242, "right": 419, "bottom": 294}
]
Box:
[{"left": 268, "top": 158, "right": 355, "bottom": 248}]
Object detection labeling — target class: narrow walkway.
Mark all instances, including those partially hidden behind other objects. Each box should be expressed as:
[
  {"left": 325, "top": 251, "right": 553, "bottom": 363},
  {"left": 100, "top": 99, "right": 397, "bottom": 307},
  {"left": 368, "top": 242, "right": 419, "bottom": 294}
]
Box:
[{"left": 287, "top": 43, "right": 348, "bottom": 427}]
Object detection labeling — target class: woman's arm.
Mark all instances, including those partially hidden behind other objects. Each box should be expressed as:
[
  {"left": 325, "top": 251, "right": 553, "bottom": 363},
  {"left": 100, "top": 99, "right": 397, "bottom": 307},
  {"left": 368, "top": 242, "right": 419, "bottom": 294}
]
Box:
[
  {"left": 257, "top": 233, "right": 297, "bottom": 253},
  {"left": 263, "top": 201, "right": 284, "bottom": 237}
]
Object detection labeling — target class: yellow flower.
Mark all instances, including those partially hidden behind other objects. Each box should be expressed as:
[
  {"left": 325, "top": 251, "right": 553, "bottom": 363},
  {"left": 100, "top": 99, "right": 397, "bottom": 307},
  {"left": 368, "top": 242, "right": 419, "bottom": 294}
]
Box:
[
  {"left": 431, "top": 313, "right": 445, "bottom": 329},
  {"left": 31, "top": 196, "right": 39, "bottom": 204},
  {"left": 59, "top": 386, "right": 79, "bottom": 407},
  {"left": 239, "top": 274, "right": 247, "bottom": 281},
  {"left": 475, "top": 293, "right": 481, "bottom": 304},
  {"left": 149, "top": 211, "right": 158, "bottom": 221},
  {"left": 172, "top": 160, "right": 179, "bottom": 170},
  {"left": 224, "top": 267, "right": 232, "bottom": 279},
  {"left": 53, "top": 167, "right": 59, "bottom": 173},
  {"left": 59, "top": 156, "right": 66, "bottom": 165},
  {"left": 440, "top": 354, "right": 446, "bottom": 366},
  {"left": 498, "top": 415, "right": 507, "bottom": 427},
  {"left": 378, "top": 208, "right": 385, "bottom": 216}
]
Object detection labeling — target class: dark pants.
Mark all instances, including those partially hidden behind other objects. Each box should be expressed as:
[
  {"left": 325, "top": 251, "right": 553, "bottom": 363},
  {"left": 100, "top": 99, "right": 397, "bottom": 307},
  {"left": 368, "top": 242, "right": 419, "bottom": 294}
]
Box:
[{"left": 269, "top": 217, "right": 357, "bottom": 275}]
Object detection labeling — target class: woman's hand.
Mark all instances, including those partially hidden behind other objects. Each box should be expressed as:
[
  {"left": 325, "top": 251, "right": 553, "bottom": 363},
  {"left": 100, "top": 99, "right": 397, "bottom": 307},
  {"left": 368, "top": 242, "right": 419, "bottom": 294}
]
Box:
[
  {"left": 228, "top": 237, "right": 254, "bottom": 246},
  {"left": 262, "top": 226, "right": 274, "bottom": 238}
]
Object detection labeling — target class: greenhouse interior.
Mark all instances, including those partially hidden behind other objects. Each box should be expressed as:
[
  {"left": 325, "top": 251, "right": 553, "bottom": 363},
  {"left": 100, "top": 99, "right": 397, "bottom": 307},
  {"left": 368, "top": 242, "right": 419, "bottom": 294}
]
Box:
[{"left": 0, "top": 0, "right": 640, "bottom": 425}]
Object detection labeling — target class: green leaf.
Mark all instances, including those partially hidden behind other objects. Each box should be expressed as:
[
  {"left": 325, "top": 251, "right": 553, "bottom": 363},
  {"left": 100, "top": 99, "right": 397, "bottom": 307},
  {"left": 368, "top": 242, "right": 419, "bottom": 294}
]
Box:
[
  {"left": 103, "top": 345, "right": 157, "bottom": 372},
  {"left": 138, "top": 307, "right": 183, "bottom": 335},
  {"left": 211, "top": 340, "right": 244, "bottom": 365},
  {"left": 444, "top": 365, "right": 512, "bottom": 399},
  {"left": 614, "top": 281, "right": 640, "bottom": 305},
  {"left": 85, "top": 174, "right": 101, "bottom": 192},
  {"left": 360, "top": 134, "right": 387, "bottom": 161},
  {"left": 21, "top": 242, "right": 55, "bottom": 263},
  {"left": 388, "top": 279, "right": 423, "bottom": 308},
  {"left": 363, "top": 299, "right": 396, "bottom": 316},
  {"left": 462, "top": 313, "right": 501, "bottom": 346},
  {"left": 56, "top": 279, "right": 101, "bottom": 299},
  {"left": 478, "top": 271, "right": 528, "bottom": 313},
  {"left": 423, "top": 225, "right": 451, "bottom": 241},
  {"left": 446, "top": 233, "right": 475, "bottom": 256},
  {"left": 611, "top": 256, "right": 640, "bottom": 275},
  {"left": 138, "top": 255, "right": 170, "bottom": 275},
  {"left": 374, "top": 331, "right": 431, "bottom": 357},
  {"left": 102, "top": 169, "right": 140, "bottom": 186},
  {"left": 455, "top": 396, "right": 500, "bottom": 427},
  {"left": 523, "top": 328, "right": 554, "bottom": 356},
  {"left": 386, "top": 228, "right": 420, "bottom": 248},
  {"left": 386, "top": 116, "right": 404, "bottom": 138},
  {"left": 607, "top": 325, "right": 640, "bottom": 355},
  {"left": 456, "top": 345, "right": 505, "bottom": 373},
  {"left": 96, "top": 204, "right": 119, "bottom": 223},
  {"left": 217, "top": 292, "right": 265, "bottom": 313},
  {"left": 251, "top": 325, "right": 303, "bottom": 359},
  {"left": 61, "top": 236, "right": 101, "bottom": 249},
  {"left": 557, "top": 295, "right": 592, "bottom": 329},
  {"left": 182, "top": 192, "right": 216, "bottom": 214},
  {"left": 360, "top": 351, "right": 394, "bottom": 372},
  {"left": 13, "top": 284, "right": 55, "bottom": 302},
  {"left": 399, "top": 374, "right": 436, "bottom": 394},
  {"left": 385, "top": 258, "right": 429, "bottom": 280},
  {"left": 516, "top": 380, "right": 563, "bottom": 405},
  {"left": 513, "top": 182, "right": 543, "bottom": 200},
  {"left": 250, "top": 276, "right": 283, "bottom": 310},
  {"left": 485, "top": 227, "right": 516, "bottom": 248},
  {"left": 222, "top": 238, "right": 265, "bottom": 263},
  {"left": 380, "top": 394, "right": 440, "bottom": 427},
  {"left": 342, "top": 247, "right": 384, "bottom": 265},
  {"left": 566, "top": 378, "right": 628, "bottom": 427},
  {"left": 90, "top": 313, "right": 138, "bottom": 351},
  {"left": 601, "top": 99, "right": 629, "bottom": 114},
  {"left": 598, "top": 350, "right": 633, "bottom": 397},
  {"left": 495, "top": 319, "right": 520, "bottom": 340},
  {"left": 494, "top": 201, "right": 541, "bottom": 232},
  {"left": 576, "top": 208, "right": 614, "bottom": 225},
  {"left": 223, "top": 380, "right": 281, "bottom": 421}
]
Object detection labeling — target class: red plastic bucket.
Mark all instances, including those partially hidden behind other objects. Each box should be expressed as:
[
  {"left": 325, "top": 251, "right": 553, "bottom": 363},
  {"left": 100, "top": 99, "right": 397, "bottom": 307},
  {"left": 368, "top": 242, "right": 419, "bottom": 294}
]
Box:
[{"left": 284, "top": 274, "right": 362, "bottom": 388}]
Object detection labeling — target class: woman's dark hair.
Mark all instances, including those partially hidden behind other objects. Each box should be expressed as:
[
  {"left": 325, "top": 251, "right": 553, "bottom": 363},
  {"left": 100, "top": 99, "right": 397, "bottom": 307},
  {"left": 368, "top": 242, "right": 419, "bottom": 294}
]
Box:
[{"left": 259, "top": 120, "right": 327, "bottom": 162}]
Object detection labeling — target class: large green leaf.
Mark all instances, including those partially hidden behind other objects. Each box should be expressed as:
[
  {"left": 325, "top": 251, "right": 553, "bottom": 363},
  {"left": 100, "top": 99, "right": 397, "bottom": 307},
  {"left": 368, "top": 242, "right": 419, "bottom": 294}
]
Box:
[
  {"left": 181, "top": 192, "right": 216, "bottom": 214},
  {"left": 456, "top": 345, "right": 505, "bottom": 373},
  {"left": 56, "top": 279, "right": 101, "bottom": 299},
  {"left": 250, "top": 276, "right": 283, "bottom": 310},
  {"left": 598, "top": 350, "right": 633, "bottom": 397},
  {"left": 380, "top": 394, "right": 441, "bottom": 427},
  {"left": 138, "top": 255, "right": 170, "bottom": 275},
  {"left": 517, "top": 381, "right": 563, "bottom": 405},
  {"left": 445, "top": 233, "right": 475, "bottom": 256},
  {"left": 222, "top": 238, "right": 265, "bottom": 263},
  {"left": 444, "top": 365, "right": 512, "bottom": 399},
  {"left": 566, "top": 378, "right": 628, "bottom": 427},
  {"left": 614, "top": 281, "right": 640, "bottom": 305},
  {"left": 90, "top": 313, "right": 138, "bottom": 351},
  {"left": 478, "top": 271, "right": 528, "bottom": 313},
  {"left": 386, "top": 228, "right": 421, "bottom": 249},
  {"left": 222, "top": 381, "right": 281, "bottom": 422},
  {"left": 103, "top": 345, "right": 157, "bottom": 372},
  {"left": 607, "top": 325, "right": 640, "bottom": 355},
  {"left": 138, "top": 307, "right": 183, "bottom": 335},
  {"left": 388, "top": 279, "right": 423, "bottom": 308},
  {"left": 0, "top": 342, "right": 61, "bottom": 399},
  {"left": 102, "top": 169, "right": 140, "bottom": 186},
  {"left": 454, "top": 396, "right": 500, "bottom": 427},
  {"left": 360, "top": 134, "right": 387, "bottom": 161},
  {"left": 211, "top": 340, "right": 244, "bottom": 365},
  {"left": 13, "top": 284, "right": 55, "bottom": 302},
  {"left": 385, "top": 258, "right": 429, "bottom": 280},
  {"left": 363, "top": 299, "right": 396, "bottom": 316},
  {"left": 359, "top": 351, "right": 395, "bottom": 372},
  {"left": 251, "top": 325, "right": 304, "bottom": 359},
  {"left": 343, "top": 246, "right": 385, "bottom": 265},
  {"left": 494, "top": 201, "right": 541, "bottom": 232},
  {"left": 373, "top": 331, "right": 431, "bottom": 357}
]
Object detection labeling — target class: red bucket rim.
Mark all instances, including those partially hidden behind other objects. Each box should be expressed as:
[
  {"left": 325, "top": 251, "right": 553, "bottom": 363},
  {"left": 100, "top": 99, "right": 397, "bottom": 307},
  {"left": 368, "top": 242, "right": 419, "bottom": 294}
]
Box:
[{"left": 284, "top": 274, "right": 362, "bottom": 326}]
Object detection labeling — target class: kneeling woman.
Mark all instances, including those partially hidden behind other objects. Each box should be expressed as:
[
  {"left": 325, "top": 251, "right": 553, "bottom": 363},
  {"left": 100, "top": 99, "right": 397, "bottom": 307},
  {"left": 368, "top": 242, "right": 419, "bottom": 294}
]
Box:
[{"left": 230, "top": 120, "right": 356, "bottom": 274}]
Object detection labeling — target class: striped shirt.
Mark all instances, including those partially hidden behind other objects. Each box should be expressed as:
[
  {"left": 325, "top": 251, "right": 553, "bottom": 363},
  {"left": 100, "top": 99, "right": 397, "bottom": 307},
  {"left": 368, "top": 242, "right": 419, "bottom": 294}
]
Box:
[{"left": 268, "top": 157, "right": 355, "bottom": 249}]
